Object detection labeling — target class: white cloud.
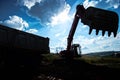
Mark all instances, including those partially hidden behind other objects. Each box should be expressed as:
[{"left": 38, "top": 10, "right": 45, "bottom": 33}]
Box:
[
  {"left": 18, "top": 0, "right": 42, "bottom": 9},
  {"left": 55, "top": 33, "right": 61, "bottom": 37},
  {"left": 50, "top": 35, "right": 67, "bottom": 53},
  {"left": 104, "top": 0, "right": 120, "bottom": 9},
  {"left": 26, "top": 28, "right": 38, "bottom": 34},
  {"left": 83, "top": 0, "right": 99, "bottom": 8},
  {"left": 71, "top": 32, "right": 120, "bottom": 54},
  {"left": 49, "top": 4, "right": 71, "bottom": 27},
  {"left": 1, "top": 15, "right": 29, "bottom": 31},
  {"left": 83, "top": 0, "right": 120, "bottom": 9},
  {"left": 116, "top": 32, "right": 120, "bottom": 39},
  {"left": 110, "top": 0, "right": 120, "bottom": 8},
  {"left": 82, "top": 25, "right": 89, "bottom": 28}
]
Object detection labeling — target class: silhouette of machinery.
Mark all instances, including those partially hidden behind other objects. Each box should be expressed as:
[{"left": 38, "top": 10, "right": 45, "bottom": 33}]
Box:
[{"left": 60, "top": 5, "right": 119, "bottom": 59}]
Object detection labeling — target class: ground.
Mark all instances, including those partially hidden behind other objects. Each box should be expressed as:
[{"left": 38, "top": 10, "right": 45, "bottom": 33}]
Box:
[
  {"left": 1, "top": 54, "right": 120, "bottom": 80},
  {"left": 33, "top": 54, "right": 120, "bottom": 80}
]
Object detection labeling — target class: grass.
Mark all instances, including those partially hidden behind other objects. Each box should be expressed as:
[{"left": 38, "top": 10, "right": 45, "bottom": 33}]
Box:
[
  {"left": 80, "top": 55, "right": 120, "bottom": 69},
  {"left": 41, "top": 53, "right": 120, "bottom": 69},
  {"left": 31, "top": 53, "right": 120, "bottom": 80},
  {"left": 41, "top": 54, "right": 61, "bottom": 64}
]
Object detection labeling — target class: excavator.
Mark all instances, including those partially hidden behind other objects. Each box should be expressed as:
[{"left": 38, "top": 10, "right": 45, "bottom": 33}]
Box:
[{"left": 60, "top": 4, "right": 119, "bottom": 59}]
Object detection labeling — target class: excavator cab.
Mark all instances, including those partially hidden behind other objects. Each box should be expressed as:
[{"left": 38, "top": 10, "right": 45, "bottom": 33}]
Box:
[
  {"left": 60, "top": 44, "right": 81, "bottom": 58},
  {"left": 71, "top": 44, "right": 81, "bottom": 57}
]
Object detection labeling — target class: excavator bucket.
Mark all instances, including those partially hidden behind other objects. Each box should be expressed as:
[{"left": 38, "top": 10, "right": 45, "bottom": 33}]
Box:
[{"left": 81, "top": 6, "right": 119, "bottom": 37}]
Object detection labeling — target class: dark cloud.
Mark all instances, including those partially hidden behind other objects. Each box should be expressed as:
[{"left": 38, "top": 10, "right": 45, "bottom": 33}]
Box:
[
  {"left": 0, "top": 0, "right": 20, "bottom": 20},
  {"left": 28, "top": 0, "right": 67, "bottom": 25}
]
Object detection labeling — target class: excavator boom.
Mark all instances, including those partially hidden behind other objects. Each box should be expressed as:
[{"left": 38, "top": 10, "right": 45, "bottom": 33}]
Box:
[
  {"left": 67, "top": 5, "right": 85, "bottom": 53},
  {"left": 67, "top": 11, "right": 79, "bottom": 52}
]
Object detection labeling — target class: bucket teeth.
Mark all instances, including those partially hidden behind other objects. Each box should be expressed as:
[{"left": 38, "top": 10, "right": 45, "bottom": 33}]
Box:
[
  {"left": 89, "top": 27, "right": 93, "bottom": 34},
  {"left": 113, "top": 32, "right": 117, "bottom": 37},
  {"left": 96, "top": 29, "right": 99, "bottom": 35},
  {"left": 102, "top": 30, "right": 105, "bottom": 36},
  {"left": 108, "top": 31, "right": 111, "bottom": 37}
]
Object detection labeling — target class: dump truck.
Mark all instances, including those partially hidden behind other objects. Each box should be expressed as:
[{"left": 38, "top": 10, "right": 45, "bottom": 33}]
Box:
[{"left": 0, "top": 24, "right": 50, "bottom": 79}]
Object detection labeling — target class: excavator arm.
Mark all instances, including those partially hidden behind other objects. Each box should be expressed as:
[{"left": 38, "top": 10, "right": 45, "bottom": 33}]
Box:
[
  {"left": 60, "top": 4, "right": 119, "bottom": 59},
  {"left": 67, "top": 9, "right": 80, "bottom": 53},
  {"left": 66, "top": 5, "right": 85, "bottom": 56}
]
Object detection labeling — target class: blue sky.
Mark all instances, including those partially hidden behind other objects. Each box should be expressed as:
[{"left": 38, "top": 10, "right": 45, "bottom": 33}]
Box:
[{"left": 0, "top": 0, "right": 120, "bottom": 54}]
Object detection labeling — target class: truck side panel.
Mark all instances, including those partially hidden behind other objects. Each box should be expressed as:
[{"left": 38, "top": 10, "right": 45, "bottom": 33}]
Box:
[
  {"left": 0, "top": 24, "right": 50, "bottom": 53},
  {"left": 0, "top": 25, "right": 50, "bottom": 79}
]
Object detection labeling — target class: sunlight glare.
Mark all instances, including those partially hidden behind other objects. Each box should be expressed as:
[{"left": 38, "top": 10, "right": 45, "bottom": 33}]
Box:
[{"left": 50, "top": 4, "right": 71, "bottom": 26}]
